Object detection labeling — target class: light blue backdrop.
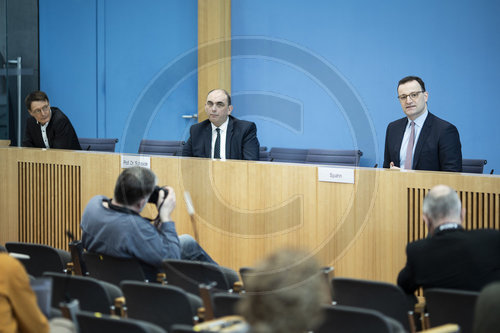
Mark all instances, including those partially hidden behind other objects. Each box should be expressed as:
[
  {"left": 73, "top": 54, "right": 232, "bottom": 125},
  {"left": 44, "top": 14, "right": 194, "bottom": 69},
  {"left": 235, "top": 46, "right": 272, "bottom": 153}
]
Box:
[{"left": 39, "top": 0, "right": 500, "bottom": 171}]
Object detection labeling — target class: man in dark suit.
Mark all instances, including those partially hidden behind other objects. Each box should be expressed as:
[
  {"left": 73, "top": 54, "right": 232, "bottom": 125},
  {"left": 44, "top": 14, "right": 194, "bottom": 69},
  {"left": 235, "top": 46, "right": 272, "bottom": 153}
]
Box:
[
  {"left": 383, "top": 76, "right": 462, "bottom": 172},
  {"left": 397, "top": 185, "right": 500, "bottom": 295},
  {"left": 182, "top": 89, "right": 259, "bottom": 160},
  {"left": 22, "top": 91, "right": 81, "bottom": 150}
]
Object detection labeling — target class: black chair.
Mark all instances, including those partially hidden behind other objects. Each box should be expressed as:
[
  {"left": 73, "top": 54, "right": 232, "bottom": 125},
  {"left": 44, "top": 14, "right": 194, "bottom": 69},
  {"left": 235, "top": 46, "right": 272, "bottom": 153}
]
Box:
[
  {"left": 82, "top": 252, "right": 149, "bottom": 286},
  {"left": 78, "top": 138, "right": 118, "bottom": 152},
  {"left": 138, "top": 139, "right": 185, "bottom": 156},
  {"left": 269, "top": 147, "right": 308, "bottom": 163},
  {"left": 462, "top": 159, "right": 487, "bottom": 174},
  {"left": 44, "top": 272, "right": 122, "bottom": 314},
  {"left": 212, "top": 292, "right": 242, "bottom": 318},
  {"left": 259, "top": 150, "right": 272, "bottom": 161},
  {"left": 425, "top": 288, "right": 479, "bottom": 333},
  {"left": 120, "top": 281, "right": 202, "bottom": 332},
  {"left": 162, "top": 259, "right": 240, "bottom": 296},
  {"left": 305, "top": 149, "right": 363, "bottom": 167},
  {"left": 5, "top": 242, "right": 71, "bottom": 277},
  {"left": 77, "top": 311, "right": 166, "bottom": 333},
  {"left": 316, "top": 305, "right": 403, "bottom": 333},
  {"left": 331, "top": 277, "right": 416, "bottom": 332}
]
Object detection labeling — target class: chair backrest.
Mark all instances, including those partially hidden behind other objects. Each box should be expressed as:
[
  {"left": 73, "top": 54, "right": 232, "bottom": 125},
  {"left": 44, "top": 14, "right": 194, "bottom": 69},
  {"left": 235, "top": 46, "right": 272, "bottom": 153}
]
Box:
[
  {"left": 269, "top": 147, "right": 308, "bottom": 163},
  {"left": 120, "top": 281, "right": 199, "bottom": 332},
  {"left": 425, "top": 288, "right": 479, "bottom": 333},
  {"left": 44, "top": 272, "right": 122, "bottom": 314},
  {"left": 5, "top": 242, "right": 71, "bottom": 277},
  {"left": 82, "top": 252, "right": 147, "bottom": 286},
  {"left": 331, "top": 277, "right": 414, "bottom": 331},
  {"left": 162, "top": 259, "right": 238, "bottom": 296},
  {"left": 305, "top": 149, "right": 363, "bottom": 167},
  {"left": 212, "top": 292, "right": 242, "bottom": 318},
  {"left": 77, "top": 311, "right": 167, "bottom": 333},
  {"left": 138, "top": 140, "right": 185, "bottom": 156},
  {"left": 68, "top": 240, "right": 87, "bottom": 276},
  {"left": 462, "top": 159, "right": 487, "bottom": 174},
  {"left": 315, "top": 305, "right": 398, "bottom": 333},
  {"left": 259, "top": 150, "right": 271, "bottom": 161},
  {"left": 78, "top": 138, "right": 118, "bottom": 152}
]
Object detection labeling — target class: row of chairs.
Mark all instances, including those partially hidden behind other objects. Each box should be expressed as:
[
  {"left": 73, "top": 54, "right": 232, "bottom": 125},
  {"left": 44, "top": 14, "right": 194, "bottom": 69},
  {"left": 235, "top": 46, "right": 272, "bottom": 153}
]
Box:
[{"left": 79, "top": 137, "right": 489, "bottom": 173}]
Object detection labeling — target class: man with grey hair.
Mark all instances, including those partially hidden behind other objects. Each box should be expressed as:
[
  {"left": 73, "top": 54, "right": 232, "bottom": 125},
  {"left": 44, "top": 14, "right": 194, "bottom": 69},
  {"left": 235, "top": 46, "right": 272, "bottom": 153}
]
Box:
[{"left": 397, "top": 185, "right": 500, "bottom": 295}]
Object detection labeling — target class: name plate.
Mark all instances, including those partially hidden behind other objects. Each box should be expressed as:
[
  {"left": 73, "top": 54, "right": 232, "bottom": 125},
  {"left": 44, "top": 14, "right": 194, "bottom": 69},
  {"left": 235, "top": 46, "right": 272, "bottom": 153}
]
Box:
[
  {"left": 121, "top": 155, "right": 151, "bottom": 169},
  {"left": 318, "top": 167, "right": 355, "bottom": 184}
]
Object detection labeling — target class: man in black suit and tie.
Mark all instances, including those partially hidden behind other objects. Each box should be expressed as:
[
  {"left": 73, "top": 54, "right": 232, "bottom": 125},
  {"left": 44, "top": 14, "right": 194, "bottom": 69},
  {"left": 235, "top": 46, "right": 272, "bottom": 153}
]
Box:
[
  {"left": 397, "top": 185, "right": 500, "bottom": 295},
  {"left": 383, "top": 76, "right": 462, "bottom": 172},
  {"left": 182, "top": 89, "right": 260, "bottom": 160}
]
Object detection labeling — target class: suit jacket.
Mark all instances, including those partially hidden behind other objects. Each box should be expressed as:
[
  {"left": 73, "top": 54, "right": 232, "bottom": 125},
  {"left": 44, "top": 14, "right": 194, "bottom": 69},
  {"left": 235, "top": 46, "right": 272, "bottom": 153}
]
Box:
[
  {"left": 397, "top": 227, "right": 500, "bottom": 295},
  {"left": 182, "top": 116, "right": 260, "bottom": 160},
  {"left": 22, "top": 107, "right": 81, "bottom": 150},
  {"left": 383, "top": 112, "right": 462, "bottom": 171}
]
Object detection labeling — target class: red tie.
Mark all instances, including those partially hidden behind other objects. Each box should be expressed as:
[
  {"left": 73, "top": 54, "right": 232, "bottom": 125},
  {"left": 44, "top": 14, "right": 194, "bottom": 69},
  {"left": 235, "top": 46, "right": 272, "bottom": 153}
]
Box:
[{"left": 404, "top": 121, "right": 415, "bottom": 170}]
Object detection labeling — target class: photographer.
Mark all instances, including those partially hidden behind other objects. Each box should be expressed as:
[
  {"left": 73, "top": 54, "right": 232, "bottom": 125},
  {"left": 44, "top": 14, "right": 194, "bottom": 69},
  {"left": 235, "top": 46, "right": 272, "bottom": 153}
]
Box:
[{"left": 80, "top": 166, "right": 216, "bottom": 281}]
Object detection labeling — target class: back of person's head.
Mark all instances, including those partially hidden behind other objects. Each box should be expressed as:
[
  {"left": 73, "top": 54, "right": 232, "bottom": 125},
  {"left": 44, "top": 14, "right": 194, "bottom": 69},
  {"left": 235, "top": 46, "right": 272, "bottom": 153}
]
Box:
[
  {"left": 237, "top": 248, "right": 327, "bottom": 333},
  {"left": 25, "top": 90, "right": 49, "bottom": 110},
  {"left": 474, "top": 282, "right": 500, "bottom": 333},
  {"left": 113, "top": 167, "right": 156, "bottom": 206},
  {"left": 423, "top": 185, "right": 462, "bottom": 226}
]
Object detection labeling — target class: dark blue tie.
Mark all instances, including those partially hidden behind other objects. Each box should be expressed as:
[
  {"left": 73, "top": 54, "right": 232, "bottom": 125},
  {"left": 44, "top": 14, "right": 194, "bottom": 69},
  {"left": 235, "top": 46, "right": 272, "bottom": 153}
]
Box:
[{"left": 214, "top": 128, "right": 221, "bottom": 159}]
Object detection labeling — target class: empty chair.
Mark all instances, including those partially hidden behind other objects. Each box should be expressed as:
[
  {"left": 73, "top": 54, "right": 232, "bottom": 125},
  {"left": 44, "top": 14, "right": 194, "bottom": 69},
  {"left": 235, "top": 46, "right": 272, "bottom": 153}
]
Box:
[
  {"left": 462, "top": 159, "right": 487, "bottom": 174},
  {"left": 78, "top": 138, "right": 118, "bottom": 152},
  {"left": 331, "top": 277, "right": 416, "bottom": 332},
  {"left": 138, "top": 139, "right": 185, "bottom": 156},
  {"left": 5, "top": 242, "right": 71, "bottom": 277},
  {"left": 269, "top": 147, "right": 308, "bottom": 163},
  {"left": 212, "top": 292, "right": 242, "bottom": 318},
  {"left": 162, "top": 259, "right": 240, "bottom": 296},
  {"left": 44, "top": 272, "right": 122, "bottom": 314},
  {"left": 305, "top": 149, "right": 363, "bottom": 167},
  {"left": 316, "top": 305, "right": 404, "bottom": 333},
  {"left": 425, "top": 288, "right": 479, "bottom": 333},
  {"left": 77, "top": 311, "right": 166, "bottom": 333},
  {"left": 120, "top": 281, "right": 202, "bottom": 332},
  {"left": 83, "top": 252, "right": 150, "bottom": 286}
]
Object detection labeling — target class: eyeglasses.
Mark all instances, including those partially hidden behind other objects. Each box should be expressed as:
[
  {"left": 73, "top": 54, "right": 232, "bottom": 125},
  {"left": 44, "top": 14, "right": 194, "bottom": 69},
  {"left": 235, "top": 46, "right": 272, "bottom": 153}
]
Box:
[
  {"left": 30, "top": 104, "right": 50, "bottom": 114},
  {"left": 398, "top": 91, "right": 424, "bottom": 101}
]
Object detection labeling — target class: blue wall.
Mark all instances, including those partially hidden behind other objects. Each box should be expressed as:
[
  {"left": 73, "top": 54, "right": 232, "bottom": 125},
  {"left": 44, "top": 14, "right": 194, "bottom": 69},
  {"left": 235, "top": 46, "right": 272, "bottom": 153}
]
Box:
[{"left": 39, "top": 0, "right": 500, "bottom": 171}]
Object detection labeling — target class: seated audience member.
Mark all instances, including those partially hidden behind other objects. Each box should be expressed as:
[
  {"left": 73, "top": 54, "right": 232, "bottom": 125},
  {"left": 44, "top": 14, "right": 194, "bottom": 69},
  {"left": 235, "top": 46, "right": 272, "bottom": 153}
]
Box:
[
  {"left": 473, "top": 282, "right": 500, "bottom": 333},
  {"left": 182, "top": 89, "right": 260, "bottom": 160},
  {"left": 0, "top": 251, "right": 75, "bottom": 333},
  {"left": 22, "top": 91, "right": 81, "bottom": 150},
  {"left": 80, "top": 166, "right": 216, "bottom": 281},
  {"left": 237, "top": 249, "right": 328, "bottom": 333},
  {"left": 398, "top": 185, "right": 500, "bottom": 295},
  {"left": 383, "top": 76, "right": 462, "bottom": 171}
]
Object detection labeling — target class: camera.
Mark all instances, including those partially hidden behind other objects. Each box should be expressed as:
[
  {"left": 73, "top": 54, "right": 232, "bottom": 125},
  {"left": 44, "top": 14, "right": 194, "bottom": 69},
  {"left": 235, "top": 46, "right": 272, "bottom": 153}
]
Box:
[{"left": 148, "top": 186, "right": 168, "bottom": 204}]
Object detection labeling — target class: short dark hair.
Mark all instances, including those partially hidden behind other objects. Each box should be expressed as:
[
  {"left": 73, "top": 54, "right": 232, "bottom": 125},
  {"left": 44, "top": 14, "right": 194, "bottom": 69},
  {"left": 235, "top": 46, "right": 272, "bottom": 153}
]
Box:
[
  {"left": 25, "top": 91, "right": 49, "bottom": 111},
  {"left": 208, "top": 89, "right": 231, "bottom": 106},
  {"left": 114, "top": 167, "right": 156, "bottom": 206},
  {"left": 398, "top": 76, "right": 426, "bottom": 92}
]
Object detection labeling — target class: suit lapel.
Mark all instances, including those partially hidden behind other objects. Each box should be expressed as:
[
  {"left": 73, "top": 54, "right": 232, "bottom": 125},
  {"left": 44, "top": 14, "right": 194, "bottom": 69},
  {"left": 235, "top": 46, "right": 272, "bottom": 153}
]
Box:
[
  {"left": 412, "top": 112, "right": 434, "bottom": 169},
  {"left": 203, "top": 121, "right": 212, "bottom": 158},
  {"left": 226, "top": 117, "right": 234, "bottom": 159},
  {"left": 393, "top": 118, "right": 407, "bottom": 166}
]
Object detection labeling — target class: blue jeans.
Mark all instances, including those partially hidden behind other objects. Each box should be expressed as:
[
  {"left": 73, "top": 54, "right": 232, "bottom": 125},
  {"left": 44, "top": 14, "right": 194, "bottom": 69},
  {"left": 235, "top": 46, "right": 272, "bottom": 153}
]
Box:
[{"left": 179, "top": 234, "right": 217, "bottom": 265}]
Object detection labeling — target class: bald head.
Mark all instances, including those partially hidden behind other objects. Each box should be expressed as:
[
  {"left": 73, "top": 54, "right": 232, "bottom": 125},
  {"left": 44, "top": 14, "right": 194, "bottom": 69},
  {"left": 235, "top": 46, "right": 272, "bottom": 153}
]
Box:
[{"left": 423, "top": 185, "right": 463, "bottom": 228}]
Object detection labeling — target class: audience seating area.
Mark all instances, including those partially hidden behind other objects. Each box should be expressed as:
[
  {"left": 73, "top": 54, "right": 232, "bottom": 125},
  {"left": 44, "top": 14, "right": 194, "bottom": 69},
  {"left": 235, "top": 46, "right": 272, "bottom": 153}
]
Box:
[{"left": 1, "top": 241, "right": 489, "bottom": 332}]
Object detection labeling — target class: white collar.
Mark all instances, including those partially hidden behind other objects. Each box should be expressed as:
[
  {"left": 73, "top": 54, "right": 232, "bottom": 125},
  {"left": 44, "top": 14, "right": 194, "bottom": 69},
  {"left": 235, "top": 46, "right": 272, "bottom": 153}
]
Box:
[{"left": 211, "top": 117, "right": 229, "bottom": 132}]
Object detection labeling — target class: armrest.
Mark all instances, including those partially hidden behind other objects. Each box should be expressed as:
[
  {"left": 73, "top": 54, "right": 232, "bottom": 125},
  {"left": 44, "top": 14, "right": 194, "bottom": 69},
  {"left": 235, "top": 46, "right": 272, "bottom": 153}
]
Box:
[{"left": 419, "top": 324, "right": 460, "bottom": 333}]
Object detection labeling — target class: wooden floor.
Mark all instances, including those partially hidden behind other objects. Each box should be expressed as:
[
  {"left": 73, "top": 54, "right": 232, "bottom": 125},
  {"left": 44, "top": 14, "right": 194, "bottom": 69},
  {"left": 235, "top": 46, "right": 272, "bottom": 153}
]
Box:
[{"left": 1, "top": 147, "right": 498, "bottom": 283}]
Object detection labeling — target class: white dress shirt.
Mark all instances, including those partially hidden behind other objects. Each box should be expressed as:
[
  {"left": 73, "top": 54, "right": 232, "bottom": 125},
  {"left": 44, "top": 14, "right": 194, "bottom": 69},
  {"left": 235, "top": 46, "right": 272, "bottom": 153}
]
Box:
[
  {"left": 210, "top": 117, "right": 229, "bottom": 160},
  {"left": 40, "top": 120, "right": 51, "bottom": 148},
  {"left": 399, "top": 110, "right": 428, "bottom": 169}
]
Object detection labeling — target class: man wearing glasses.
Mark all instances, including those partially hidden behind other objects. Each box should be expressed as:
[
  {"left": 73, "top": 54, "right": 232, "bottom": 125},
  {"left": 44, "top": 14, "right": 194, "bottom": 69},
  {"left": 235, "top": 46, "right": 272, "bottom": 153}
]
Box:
[
  {"left": 182, "top": 89, "right": 260, "bottom": 160},
  {"left": 383, "top": 76, "right": 462, "bottom": 172},
  {"left": 22, "top": 91, "right": 81, "bottom": 150}
]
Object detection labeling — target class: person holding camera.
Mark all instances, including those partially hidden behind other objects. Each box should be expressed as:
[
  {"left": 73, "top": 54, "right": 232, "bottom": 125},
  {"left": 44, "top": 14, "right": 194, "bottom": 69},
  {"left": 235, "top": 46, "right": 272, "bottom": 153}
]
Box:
[{"left": 80, "top": 166, "right": 216, "bottom": 281}]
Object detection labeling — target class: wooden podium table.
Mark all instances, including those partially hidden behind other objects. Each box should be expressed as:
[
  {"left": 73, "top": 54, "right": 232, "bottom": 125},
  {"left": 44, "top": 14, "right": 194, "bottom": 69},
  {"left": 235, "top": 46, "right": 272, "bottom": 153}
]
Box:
[{"left": 0, "top": 147, "right": 498, "bottom": 283}]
